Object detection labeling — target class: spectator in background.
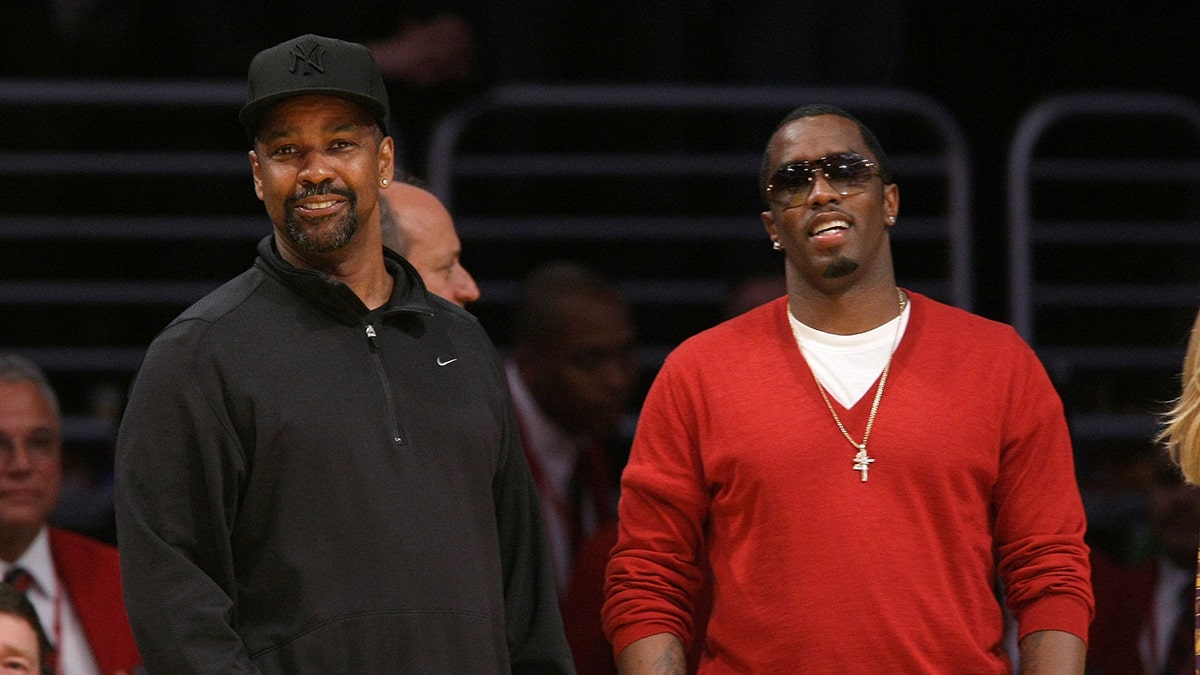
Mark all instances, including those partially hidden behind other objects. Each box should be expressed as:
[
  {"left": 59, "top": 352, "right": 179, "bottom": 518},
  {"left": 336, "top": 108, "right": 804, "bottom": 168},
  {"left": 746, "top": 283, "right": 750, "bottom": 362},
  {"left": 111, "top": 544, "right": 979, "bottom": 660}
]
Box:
[
  {"left": 1152, "top": 306, "right": 1200, "bottom": 672},
  {"left": 0, "top": 584, "right": 52, "bottom": 675},
  {"left": 1088, "top": 453, "right": 1200, "bottom": 674},
  {"left": 0, "top": 354, "right": 140, "bottom": 675},
  {"left": 506, "top": 261, "right": 639, "bottom": 596},
  {"left": 1163, "top": 308, "right": 1200, "bottom": 484},
  {"left": 721, "top": 272, "right": 787, "bottom": 320},
  {"left": 379, "top": 181, "right": 480, "bottom": 307}
]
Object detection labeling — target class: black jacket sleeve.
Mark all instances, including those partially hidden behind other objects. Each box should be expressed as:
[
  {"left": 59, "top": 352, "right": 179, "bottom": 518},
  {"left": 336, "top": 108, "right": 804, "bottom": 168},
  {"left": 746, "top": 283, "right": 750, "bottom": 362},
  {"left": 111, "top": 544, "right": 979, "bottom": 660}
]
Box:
[
  {"left": 489, "top": 355, "right": 577, "bottom": 674},
  {"left": 115, "top": 321, "right": 261, "bottom": 674}
]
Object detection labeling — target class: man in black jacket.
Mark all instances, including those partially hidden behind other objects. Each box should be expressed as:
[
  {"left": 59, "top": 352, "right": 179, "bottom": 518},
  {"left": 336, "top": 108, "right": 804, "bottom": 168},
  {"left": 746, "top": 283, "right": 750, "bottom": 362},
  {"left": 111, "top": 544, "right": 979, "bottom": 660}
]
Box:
[{"left": 115, "top": 34, "right": 572, "bottom": 674}]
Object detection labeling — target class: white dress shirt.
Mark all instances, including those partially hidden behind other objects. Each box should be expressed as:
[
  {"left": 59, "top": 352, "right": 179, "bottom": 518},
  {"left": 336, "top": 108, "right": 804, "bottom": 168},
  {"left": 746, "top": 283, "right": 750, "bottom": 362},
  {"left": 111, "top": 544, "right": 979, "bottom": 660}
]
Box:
[{"left": 506, "top": 361, "right": 591, "bottom": 593}]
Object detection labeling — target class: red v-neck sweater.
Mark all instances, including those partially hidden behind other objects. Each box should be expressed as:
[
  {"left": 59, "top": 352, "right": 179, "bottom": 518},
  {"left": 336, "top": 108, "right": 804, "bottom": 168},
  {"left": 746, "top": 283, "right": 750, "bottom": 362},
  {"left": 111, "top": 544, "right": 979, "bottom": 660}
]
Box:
[{"left": 604, "top": 293, "right": 1093, "bottom": 673}]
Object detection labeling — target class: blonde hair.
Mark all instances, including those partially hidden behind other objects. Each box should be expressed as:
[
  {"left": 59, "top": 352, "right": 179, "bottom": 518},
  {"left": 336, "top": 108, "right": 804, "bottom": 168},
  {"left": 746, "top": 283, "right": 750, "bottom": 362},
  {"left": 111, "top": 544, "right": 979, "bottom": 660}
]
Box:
[{"left": 1161, "top": 308, "right": 1200, "bottom": 484}]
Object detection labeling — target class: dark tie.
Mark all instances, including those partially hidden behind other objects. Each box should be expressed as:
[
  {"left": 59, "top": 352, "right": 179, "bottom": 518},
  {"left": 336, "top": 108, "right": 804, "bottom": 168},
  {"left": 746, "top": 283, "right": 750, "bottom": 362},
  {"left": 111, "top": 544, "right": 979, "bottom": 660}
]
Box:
[
  {"left": 568, "top": 441, "right": 615, "bottom": 556},
  {"left": 3, "top": 567, "right": 58, "bottom": 674},
  {"left": 1164, "top": 577, "right": 1196, "bottom": 675},
  {"left": 3, "top": 566, "right": 32, "bottom": 593}
]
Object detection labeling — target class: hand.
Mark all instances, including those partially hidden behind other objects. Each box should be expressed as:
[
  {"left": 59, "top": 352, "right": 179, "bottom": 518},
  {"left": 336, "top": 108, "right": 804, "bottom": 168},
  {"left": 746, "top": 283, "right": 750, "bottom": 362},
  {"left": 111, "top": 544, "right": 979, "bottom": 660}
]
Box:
[{"left": 368, "top": 14, "right": 475, "bottom": 87}]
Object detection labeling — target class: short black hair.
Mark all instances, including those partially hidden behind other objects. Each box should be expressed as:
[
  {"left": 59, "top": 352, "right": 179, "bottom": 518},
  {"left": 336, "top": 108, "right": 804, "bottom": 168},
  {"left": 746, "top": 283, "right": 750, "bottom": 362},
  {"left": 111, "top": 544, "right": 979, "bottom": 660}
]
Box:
[
  {"left": 0, "top": 583, "right": 52, "bottom": 667},
  {"left": 510, "top": 262, "right": 627, "bottom": 348},
  {"left": 758, "top": 103, "right": 894, "bottom": 206}
]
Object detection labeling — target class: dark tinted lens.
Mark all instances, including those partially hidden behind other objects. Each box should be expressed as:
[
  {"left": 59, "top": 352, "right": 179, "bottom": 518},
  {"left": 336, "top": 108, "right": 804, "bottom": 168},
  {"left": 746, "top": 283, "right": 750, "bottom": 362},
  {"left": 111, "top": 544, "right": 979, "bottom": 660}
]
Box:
[
  {"left": 772, "top": 163, "right": 816, "bottom": 193},
  {"left": 768, "top": 153, "right": 877, "bottom": 205},
  {"left": 820, "top": 153, "right": 875, "bottom": 184}
]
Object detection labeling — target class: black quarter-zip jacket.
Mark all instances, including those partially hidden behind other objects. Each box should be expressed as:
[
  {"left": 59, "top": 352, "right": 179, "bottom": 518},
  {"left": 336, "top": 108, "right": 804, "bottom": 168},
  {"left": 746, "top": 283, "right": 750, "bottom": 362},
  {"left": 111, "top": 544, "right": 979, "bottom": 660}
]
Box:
[{"left": 116, "top": 236, "right": 573, "bottom": 674}]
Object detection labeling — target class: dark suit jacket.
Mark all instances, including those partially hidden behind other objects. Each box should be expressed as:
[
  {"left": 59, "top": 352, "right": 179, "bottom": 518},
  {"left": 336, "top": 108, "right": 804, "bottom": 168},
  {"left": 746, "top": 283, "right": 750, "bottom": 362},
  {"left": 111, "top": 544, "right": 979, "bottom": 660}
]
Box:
[{"left": 49, "top": 527, "right": 141, "bottom": 674}]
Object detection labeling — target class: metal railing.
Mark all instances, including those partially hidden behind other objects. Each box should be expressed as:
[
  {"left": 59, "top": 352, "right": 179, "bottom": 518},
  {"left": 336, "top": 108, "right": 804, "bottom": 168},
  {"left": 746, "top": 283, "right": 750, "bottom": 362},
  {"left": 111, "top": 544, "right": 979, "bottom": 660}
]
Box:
[
  {"left": 1007, "top": 91, "right": 1200, "bottom": 441},
  {"left": 427, "top": 84, "right": 974, "bottom": 312}
]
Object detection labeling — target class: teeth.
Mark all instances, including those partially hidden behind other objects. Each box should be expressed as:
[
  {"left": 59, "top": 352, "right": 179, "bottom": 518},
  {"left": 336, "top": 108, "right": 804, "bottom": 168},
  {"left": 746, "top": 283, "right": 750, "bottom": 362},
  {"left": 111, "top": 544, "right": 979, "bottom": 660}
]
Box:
[
  {"left": 302, "top": 200, "right": 337, "bottom": 210},
  {"left": 812, "top": 220, "right": 850, "bottom": 236}
]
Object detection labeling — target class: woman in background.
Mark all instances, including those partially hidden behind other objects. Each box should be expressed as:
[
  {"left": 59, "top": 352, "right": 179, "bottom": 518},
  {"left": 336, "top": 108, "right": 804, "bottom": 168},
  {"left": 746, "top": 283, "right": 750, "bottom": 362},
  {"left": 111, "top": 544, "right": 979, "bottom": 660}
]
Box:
[{"left": 1163, "top": 309, "right": 1200, "bottom": 484}]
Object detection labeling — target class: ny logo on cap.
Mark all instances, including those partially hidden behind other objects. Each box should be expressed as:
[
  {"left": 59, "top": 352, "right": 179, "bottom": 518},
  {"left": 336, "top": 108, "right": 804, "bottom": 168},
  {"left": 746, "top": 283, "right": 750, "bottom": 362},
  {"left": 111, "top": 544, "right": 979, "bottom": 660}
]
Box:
[{"left": 288, "top": 41, "right": 326, "bottom": 76}]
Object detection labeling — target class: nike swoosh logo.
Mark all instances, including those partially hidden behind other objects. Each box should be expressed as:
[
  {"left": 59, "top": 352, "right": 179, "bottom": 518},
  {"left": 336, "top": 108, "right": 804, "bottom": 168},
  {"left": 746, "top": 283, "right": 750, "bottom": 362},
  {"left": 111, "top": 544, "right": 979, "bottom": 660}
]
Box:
[{"left": 437, "top": 357, "right": 458, "bottom": 367}]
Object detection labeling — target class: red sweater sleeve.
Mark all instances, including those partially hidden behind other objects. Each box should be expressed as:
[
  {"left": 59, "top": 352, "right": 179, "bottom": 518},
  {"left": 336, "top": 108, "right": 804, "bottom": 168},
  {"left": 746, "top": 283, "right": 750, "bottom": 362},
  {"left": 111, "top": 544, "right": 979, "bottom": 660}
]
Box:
[
  {"left": 603, "top": 351, "right": 709, "bottom": 656},
  {"left": 992, "top": 335, "right": 1094, "bottom": 642}
]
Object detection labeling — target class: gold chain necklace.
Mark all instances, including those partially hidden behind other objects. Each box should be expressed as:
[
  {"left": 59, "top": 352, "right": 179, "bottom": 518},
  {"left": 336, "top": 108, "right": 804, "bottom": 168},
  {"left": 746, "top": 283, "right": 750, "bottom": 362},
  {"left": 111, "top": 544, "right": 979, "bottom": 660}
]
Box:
[{"left": 804, "top": 289, "right": 907, "bottom": 483}]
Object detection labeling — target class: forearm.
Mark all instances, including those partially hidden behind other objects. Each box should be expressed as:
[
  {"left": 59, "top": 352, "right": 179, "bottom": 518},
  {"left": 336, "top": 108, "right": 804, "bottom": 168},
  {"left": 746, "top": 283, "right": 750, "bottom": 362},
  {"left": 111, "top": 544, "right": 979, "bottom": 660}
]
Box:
[
  {"left": 1018, "top": 629, "right": 1085, "bottom": 675},
  {"left": 616, "top": 633, "right": 686, "bottom": 675}
]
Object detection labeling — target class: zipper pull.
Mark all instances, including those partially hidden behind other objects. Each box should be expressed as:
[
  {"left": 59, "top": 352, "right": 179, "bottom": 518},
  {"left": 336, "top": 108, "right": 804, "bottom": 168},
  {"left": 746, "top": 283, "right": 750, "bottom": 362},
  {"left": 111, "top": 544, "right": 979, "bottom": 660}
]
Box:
[{"left": 364, "top": 324, "right": 378, "bottom": 352}]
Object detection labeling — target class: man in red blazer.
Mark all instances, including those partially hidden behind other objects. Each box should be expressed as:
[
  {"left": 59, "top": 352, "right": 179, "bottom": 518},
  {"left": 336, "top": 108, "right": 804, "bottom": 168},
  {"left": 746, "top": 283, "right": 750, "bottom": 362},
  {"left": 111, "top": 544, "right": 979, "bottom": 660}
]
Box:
[
  {"left": 1088, "top": 455, "right": 1200, "bottom": 675},
  {"left": 0, "top": 353, "right": 140, "bottom": 674}
]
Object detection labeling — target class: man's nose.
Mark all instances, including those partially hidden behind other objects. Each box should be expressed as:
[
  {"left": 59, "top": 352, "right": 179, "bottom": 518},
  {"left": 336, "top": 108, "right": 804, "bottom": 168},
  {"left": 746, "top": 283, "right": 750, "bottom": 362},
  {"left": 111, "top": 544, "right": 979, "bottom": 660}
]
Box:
[
  {"left": 452, "top": 266, "right": 481, "bottom": 306},
  {"left": 805, "top": 170, "right": 843, "bottom": 206},
  {"left": 297, "top": 151, "right": 336, "bottom": 185}
]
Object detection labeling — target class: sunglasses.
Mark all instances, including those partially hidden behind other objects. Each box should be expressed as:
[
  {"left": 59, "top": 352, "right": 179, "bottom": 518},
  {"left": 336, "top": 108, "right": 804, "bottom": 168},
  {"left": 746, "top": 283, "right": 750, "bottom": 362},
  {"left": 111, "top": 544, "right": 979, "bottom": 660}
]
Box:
[{"left": 766, "top": 152, "right": 881, "bottom": 208}]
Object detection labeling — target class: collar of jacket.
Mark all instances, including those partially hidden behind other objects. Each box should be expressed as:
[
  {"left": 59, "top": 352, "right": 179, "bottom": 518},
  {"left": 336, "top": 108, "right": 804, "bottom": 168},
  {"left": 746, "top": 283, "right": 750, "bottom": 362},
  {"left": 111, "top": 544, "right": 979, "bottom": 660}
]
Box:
[{"left": 253, "top": 235, "right": 438, "bottom": 326}]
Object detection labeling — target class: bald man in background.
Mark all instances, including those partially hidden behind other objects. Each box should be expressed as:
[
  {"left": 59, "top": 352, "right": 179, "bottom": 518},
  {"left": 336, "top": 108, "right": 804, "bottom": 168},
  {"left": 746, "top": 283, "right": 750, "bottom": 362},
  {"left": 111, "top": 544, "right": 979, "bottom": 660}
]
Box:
[{"left": 380, "top": 182, "right": 480, "bottom": 307}]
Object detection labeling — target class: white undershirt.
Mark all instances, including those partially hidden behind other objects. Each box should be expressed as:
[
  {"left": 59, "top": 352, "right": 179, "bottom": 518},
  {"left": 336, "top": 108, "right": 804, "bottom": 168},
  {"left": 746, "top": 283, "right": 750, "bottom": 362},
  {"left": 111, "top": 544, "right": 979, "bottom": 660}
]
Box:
[
  {"left": 788, "top": 303, "right": 911, "bottom": 408},
  {"left": 5, "top": 527, "right": 101, "bottom": 675}
]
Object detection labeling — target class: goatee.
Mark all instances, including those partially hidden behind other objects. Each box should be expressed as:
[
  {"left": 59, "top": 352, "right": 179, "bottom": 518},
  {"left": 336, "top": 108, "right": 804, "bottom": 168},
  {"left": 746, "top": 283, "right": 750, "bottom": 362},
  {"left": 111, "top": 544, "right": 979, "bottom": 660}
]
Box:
[
  {"left": 284, "top": 185, "right": 359, "bottom": 254},
  {"left": 823, "top": 257, "right": 860, "bottom": 279}
]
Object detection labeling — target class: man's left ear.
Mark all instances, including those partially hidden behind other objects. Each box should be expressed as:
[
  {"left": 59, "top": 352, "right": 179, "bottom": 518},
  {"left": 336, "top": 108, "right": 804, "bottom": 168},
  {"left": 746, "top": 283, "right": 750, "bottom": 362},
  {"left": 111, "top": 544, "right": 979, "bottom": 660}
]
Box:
[
  {"left": 883, "top": 183, "right": 899, "bottom": 227},
  {"left": 378, "top": 136, "right": 395, "bottom": 183}
]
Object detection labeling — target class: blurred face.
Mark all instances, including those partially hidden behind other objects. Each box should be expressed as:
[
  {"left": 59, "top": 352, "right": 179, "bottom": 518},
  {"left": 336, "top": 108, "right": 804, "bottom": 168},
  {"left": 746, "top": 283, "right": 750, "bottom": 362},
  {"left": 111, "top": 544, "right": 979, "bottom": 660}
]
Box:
[
  {"left": 0, "top": 614, "right": 39, "bottom": 674},
  {"left": 761, "top": 115, "right": 898, "bottom": 294},
  {"left": 518, "top": 293, "right": 638, "bottom": 438},
  {"left": 1149, "top": 464, "right": 1200, "bottom": 567},
  {"left": 0, "top": 382, "right": 61, "bottom": 557},
  {"left": 249, "top": 95, "right": 393, "bottom": 266},
  {"left": 382, "top": 185, "right": 480, "bottom": 307}
]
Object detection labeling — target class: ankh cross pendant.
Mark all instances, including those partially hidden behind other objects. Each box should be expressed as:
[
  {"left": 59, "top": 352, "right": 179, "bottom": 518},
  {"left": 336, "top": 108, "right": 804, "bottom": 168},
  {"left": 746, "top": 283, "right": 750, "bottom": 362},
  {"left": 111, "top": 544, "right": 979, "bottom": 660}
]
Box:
[{"left": 852, "top": 446, "right": 875, "bottom": 482}]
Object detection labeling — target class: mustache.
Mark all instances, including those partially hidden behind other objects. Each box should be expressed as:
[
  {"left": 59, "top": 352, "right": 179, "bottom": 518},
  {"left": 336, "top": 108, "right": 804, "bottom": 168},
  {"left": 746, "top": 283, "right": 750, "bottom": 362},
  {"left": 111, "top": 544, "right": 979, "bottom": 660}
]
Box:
[
  {"left": 805, "top": 206, "right": 850, "bottom": 226},
  {"left": 285, "top": 184, "right": 356, "bottom": 209}
]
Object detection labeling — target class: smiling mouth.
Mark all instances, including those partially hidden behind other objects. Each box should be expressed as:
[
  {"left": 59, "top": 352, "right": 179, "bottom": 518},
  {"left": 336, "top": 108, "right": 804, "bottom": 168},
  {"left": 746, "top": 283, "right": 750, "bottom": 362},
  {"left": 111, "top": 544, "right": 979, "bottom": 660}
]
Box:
[
  {"left": 300, "top": 200, "right": 339, "bottom": 211},
  {"left": 811, "top": 219, "right": 850, "bottom": 237},
  {"left": 287, "top": 185, "right": 354, "bottom": 217}
]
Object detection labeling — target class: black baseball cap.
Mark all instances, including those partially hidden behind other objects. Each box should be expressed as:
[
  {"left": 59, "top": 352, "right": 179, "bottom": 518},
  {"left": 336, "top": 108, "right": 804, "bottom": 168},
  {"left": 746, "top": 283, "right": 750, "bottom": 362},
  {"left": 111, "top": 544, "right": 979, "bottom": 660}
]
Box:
[{"left": 239, "top": 34, "right": 390, "bottom": 137}]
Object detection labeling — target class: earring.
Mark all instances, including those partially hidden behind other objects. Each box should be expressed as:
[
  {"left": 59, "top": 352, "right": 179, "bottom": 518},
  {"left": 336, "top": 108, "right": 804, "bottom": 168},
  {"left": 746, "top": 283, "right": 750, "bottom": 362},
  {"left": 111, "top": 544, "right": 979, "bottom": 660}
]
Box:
[
  {"left": 772, "top": 240, "right": 782, "bottom": 251},
  {"left": 381, "top": 178, "right": 390, "bottom": 187},
  {"left": 886, "top": 216, "right": 896, "bottom": 224}
]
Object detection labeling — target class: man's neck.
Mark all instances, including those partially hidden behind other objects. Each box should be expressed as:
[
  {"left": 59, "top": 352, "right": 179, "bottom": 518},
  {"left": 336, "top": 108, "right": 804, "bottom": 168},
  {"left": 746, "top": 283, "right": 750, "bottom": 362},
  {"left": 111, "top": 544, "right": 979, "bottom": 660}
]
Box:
[
  {"left": 0, "top": 528, "right": 40, "bottom": 564},
  {"left": 276, "top": 235, "right": 396, "bottom": 309},
  {"left": 788, "top": 284, "right": 904, "bottom": 335}
]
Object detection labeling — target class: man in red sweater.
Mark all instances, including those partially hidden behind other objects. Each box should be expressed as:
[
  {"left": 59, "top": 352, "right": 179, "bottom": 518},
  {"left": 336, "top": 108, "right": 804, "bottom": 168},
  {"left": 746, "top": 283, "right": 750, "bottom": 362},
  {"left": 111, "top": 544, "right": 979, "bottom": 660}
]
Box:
[
  {"left": 0, "top": 354, "right": 140, "bottom": 674},
  {"left": 603, "top": 105, "right": 1093, "bottom": 673}
]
